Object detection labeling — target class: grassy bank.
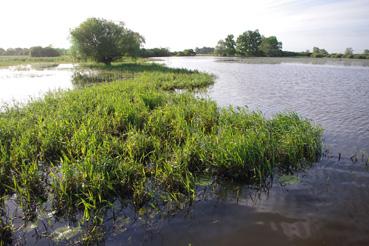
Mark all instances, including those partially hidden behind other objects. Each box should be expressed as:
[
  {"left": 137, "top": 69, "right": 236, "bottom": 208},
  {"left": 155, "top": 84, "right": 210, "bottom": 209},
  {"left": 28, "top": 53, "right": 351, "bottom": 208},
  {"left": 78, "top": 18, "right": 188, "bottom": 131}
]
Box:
[
  {"left": 0, "top": 62, "right": 322, "bottom": 243},
  {"left": 0, "top": 56, "right": 73, "bottom": 67}
]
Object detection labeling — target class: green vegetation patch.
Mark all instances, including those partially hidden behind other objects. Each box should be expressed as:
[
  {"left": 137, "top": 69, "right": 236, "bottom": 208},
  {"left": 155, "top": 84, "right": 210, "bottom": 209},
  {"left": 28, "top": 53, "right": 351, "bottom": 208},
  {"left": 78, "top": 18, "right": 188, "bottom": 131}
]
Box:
[
  {"left": 73, "top": 62, "right": 213, "bottom": 90},
  {"left": 279, "top": 175, "right": 301, "bottom": 186},
  {"left": 0, "top": 56, "right": 73, "bottom": 67},
  {"left": 0, "top": 63, "right": 322, "bottom": 229}
]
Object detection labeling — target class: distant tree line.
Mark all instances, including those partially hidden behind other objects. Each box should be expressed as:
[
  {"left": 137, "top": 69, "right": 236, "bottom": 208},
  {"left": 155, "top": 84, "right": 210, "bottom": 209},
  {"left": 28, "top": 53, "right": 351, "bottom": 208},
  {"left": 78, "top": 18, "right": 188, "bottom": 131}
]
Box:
[
  {"left": 0, "top": 46, "right": 67, "bottom": 57},
  {"left": 139, "top": 47, "right": 215, "bottom": 57},
  {"left": 309, "top": 47, "right": 369, "bottom": 59},
  {"left": 139, "top": 48, "right": 171, "bottom": 57},
  {"left": 212, "top": 29, "right": 369, "bottom": 59},
  {"left": 172, "top": 49, "right": 196, "bottom": 56},
  {"left": 0, "top": 48, "right": 29, "bottom": 56},
  {"left": 195, "top": 47, "right": 215, "bottom": 55},
  {"left": 29, "top": 46, "right": 61, "bottom": 57},
  {"left": 139, "top": 48, "right": 196, "bottom": 57},
  {"left": 214, "top": 30, "right": 283, "bottom": 57}
]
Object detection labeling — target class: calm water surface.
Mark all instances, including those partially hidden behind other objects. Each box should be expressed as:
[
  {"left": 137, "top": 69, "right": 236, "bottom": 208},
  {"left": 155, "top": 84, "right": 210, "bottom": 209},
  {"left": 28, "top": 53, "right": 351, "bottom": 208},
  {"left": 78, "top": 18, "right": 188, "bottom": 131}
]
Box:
[
  {"left": 0, "top": 64, "right": 74, "bottom": 107},
  {"left": 2, "top": 58, "right": 369, "bottom": 245},
  {"left": 161, "top": 57, "right": 369, "bottom": 157}
]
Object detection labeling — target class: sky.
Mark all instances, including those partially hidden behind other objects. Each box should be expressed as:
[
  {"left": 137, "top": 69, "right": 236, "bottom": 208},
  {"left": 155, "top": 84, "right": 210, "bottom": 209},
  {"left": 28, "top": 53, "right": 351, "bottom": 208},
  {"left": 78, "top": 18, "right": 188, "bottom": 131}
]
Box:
[{"left": 1, "top": 0, "right": 369, "bottom": 53}]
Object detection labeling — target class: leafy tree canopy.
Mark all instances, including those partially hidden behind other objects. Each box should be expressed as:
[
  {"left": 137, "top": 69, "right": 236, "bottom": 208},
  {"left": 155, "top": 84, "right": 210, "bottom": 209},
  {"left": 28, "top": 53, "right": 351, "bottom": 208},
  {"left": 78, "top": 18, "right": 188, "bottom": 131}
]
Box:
[
  {"left": 259, "top": 36, "right": 282, "bottom": 57},
  {"left": 215, "top": 40, "right": 227, "bottom": 56},
  {"left": 344, "top": 47, "right": 354, "bottom": 58},
  {"left": 173, "top": 49, "right": 196, "bottom": 56},
  {"left": 195, "top": 47, "right": 215, "bottom": 55},
  {"left": 224, "top": 34, "right": 236, "bottom": 56},
  {"left": 70, "top": 18, "right": 144, "bottom": 64},
  {"left": 236, "top": 30, "right": 262, "bottom": 56},
  {"left": 30, "top": 46, "right": 60, "bottom": 57},
  {"left": 311, "top": 47, "right": 329, "bottom": 58}
]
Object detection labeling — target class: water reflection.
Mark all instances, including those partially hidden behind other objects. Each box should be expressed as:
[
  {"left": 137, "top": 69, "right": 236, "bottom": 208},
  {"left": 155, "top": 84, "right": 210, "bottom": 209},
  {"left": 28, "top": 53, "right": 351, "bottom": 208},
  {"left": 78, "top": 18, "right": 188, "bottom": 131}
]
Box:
[{"left": 103, "top": 159, "right": 369, "bottom": 246}]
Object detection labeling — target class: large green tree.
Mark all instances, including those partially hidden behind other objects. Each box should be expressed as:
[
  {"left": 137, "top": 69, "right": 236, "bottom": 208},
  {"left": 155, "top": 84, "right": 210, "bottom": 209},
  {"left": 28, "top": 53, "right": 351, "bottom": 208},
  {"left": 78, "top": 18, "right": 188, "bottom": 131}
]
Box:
[
  {"left": 236, "top": 30, "right": 262, "bottom": 56},
  {"left": 311, "top": 47, "right": 329, "bottom": 58},
  {"left": 259, "top": 36, "right": 282, "bottom": 57},
  {"left": 70, "top": 18, "right": 144, "bottom": 65},
  {"left": 224, "top": 34, "right": 236, "bottom": 56},
  {"left": 344, "top": 47, "right": 354, "bottom": 58},
  {"left": 215, "top": 34, "right": 236, "bottom": 56},
  {"left": 215, "top": 40, "right": 227, "bottom": 56}
]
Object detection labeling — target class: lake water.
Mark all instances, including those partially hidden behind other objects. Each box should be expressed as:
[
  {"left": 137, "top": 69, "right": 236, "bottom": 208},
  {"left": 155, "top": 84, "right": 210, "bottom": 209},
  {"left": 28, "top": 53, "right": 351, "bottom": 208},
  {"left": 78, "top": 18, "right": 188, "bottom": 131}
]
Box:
[
  {"left": 160, "top": 57, "right": 369, "bottom": 158},
  {"left": 1, "top": 57, "right": 369, "bottom": 245},
  {"left": 0, "top": 64, "right": 74, "bottom": 107},
  {"left": 118, "top": 57, "right": 369, "bottom": 246}
]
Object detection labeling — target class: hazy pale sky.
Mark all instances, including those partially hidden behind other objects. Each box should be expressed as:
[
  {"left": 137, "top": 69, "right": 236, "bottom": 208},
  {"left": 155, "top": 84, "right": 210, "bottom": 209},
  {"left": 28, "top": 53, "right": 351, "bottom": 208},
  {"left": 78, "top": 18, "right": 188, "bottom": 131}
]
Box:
[{"left": 1, "top": 0, "right": 369, "bottom": 53}]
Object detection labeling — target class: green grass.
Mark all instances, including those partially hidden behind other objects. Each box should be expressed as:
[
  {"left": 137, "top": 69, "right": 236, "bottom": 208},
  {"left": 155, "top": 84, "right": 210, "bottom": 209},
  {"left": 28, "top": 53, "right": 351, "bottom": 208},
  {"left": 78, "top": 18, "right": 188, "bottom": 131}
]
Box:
[
  {"left": 0, "top": 56, "right": 73, "bottom": 67},
  {"left": 0, "top": 62, "right": 322, "bottom": 242},
  {"left": 73, "top": 62, "right": 213, "bottom": 90}
]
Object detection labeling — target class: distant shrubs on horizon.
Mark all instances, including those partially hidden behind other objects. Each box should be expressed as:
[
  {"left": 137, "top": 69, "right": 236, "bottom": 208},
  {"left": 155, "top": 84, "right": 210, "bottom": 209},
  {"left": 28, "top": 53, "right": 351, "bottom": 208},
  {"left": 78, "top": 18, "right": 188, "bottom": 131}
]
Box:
[
  {"left": 139, "top": 48, "right": 197, "bottom": 57},
  {"left": 310, "top": 47, "right": 369, "bottom": 59},
  {"left": 1, "top": 45, "right": 369, "bottom": 59},
  {"left": 29, "top": 46, "right": 61, "bottom": 57},
  {"left": 214, "top": 30, "right": 283, "bottom": 57},
  {"left": 212, "top": 29, "right": 369, "bottom": 59},
  {"left": 0, "top": 46, "right": 67, "bottom": 57}
]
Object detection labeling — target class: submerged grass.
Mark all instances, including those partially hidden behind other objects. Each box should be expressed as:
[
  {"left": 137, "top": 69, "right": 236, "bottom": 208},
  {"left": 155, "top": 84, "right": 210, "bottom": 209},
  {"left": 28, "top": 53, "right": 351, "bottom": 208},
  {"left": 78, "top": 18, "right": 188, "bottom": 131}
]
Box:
[
  {"left": 0, "top": 61, "right": 322, "bottom": 241},
  {"left": 73, "top": 62, "right": 213, "bottom": 90}
]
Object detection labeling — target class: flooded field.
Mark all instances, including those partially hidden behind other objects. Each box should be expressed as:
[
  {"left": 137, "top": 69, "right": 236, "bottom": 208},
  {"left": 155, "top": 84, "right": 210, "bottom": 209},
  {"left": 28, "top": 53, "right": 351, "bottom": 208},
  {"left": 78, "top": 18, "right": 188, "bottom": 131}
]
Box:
[{"left": 1, "top": 57, "right": 369, "bottom": 245}]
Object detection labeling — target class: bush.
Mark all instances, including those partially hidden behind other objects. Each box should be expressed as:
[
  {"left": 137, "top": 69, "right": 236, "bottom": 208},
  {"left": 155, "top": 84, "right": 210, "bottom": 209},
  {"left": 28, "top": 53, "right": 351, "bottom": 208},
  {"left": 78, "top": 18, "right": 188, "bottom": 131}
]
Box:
[{"left": 30, "top": 46, "right": 60, "bottom": 57}]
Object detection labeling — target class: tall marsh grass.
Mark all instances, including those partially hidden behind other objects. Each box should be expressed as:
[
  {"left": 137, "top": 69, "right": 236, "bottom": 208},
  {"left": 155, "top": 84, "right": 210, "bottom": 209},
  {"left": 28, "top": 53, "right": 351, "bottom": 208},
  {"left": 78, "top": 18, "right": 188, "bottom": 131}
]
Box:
[{"left": 0, "top": 62, "right": 322, "bottom": 242}]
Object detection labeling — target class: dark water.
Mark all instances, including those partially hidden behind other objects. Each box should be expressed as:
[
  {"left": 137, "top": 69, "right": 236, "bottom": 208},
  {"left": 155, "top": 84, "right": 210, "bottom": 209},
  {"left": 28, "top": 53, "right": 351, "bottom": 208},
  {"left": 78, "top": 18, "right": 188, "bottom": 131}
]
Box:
[
  {"left": 107, "top": 160, "right": 369, "bottom": 246},
  {"left": 113, "top": 56, "right": 369, "bottom": 246}
]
